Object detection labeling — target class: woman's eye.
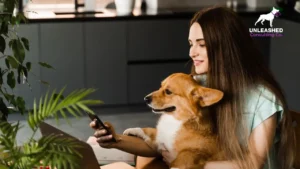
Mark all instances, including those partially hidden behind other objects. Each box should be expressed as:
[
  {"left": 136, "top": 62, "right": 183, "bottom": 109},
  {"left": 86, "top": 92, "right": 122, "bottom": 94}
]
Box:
[
  {"left": 199, "top": 44, "right": 206, "bottom": 47},
  {"left": 165, "top": 89, "right": 172, "bottom": 95}
]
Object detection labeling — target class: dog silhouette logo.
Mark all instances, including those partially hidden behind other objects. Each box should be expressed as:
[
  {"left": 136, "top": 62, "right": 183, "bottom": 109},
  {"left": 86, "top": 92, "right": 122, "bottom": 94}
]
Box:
[{"left": 254, "top": 7, "right": 281, "bottom": 27}]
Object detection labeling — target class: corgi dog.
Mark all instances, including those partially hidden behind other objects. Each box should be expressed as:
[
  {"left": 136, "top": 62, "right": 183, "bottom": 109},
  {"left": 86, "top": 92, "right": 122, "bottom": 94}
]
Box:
[{"left": 123, "top": 73, "right": 225, "bottom": 169}]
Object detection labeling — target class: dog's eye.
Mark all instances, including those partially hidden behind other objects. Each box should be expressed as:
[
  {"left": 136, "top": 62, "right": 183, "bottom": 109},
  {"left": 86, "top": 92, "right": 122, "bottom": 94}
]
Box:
[{"left": 165, "top": 89, "right": 172, "bottom": 95}]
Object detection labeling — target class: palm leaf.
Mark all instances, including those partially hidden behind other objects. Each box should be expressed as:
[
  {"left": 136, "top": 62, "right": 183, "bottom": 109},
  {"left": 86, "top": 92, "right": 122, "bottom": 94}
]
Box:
[
  {"left": 0, "top": 121, "right": 20, "bottom": 149},
  {"left": 36, "top": 134, "right": 83, "bottom": 169},
  {"left": 28, "top": 88, "right": 102, "bottom": 130},
  {"left": 12, "top": 131, "right": 84, "bottom": 169}
]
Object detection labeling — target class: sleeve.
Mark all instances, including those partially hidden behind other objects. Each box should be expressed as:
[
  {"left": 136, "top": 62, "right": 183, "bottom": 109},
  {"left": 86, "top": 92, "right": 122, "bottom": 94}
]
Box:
[{"left": 250, "top": 86, "right": 283, "bottom": 130}]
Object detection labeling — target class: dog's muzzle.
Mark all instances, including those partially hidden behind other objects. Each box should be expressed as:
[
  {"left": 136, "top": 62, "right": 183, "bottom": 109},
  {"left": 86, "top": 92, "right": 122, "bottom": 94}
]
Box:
[
  {"left": 144, "top": 95, "right": 176, "bottom": 113},
  {"left": 144, "top": 95, "right": 152, "bottom": 104},
  {"left": 152, "top": 106, "right": 176, "bottom": 112}
]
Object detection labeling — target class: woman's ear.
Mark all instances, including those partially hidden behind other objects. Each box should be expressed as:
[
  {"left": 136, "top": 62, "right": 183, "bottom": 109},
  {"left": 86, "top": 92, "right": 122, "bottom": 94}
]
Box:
[{"left": 193, "top": 87, "right": 224, "bottom": 107}]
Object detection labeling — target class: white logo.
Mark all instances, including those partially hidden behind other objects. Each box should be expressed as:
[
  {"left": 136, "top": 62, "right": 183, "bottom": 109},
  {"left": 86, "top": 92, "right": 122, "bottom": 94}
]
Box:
[
  {"left": 249, "top": 7, "right": 283, "bottom": 38},
  {"left": 254, "top": 7, "right": 280, "bottom": 27}
]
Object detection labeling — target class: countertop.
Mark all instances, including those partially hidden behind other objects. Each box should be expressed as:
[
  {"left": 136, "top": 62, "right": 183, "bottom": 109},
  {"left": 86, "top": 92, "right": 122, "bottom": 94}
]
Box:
[{"left": 23, "top": 5, "right": 300, "bottom": 23}]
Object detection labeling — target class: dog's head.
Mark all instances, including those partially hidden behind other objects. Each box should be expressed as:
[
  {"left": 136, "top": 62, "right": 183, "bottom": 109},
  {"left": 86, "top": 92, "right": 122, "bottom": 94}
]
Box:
[
  {"left": 272, "top": 7, "right": 280, "bottom": 17},
  {"left": 144, "top": 73, "right": 223, "bottom": 119}
]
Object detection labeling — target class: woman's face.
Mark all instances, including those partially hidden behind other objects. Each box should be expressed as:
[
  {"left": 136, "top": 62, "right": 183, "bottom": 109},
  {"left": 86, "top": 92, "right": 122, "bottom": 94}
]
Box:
[{"left": 188, "top": 22, "right": 209, "bottom": 75}]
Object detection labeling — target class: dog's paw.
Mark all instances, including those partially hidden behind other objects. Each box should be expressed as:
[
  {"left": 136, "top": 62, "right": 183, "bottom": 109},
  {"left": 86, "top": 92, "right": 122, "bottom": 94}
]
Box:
[
  {"left": 123, "top": 128, "right": 150, "bottom": 141},
  {"left": 123, "top": 128, "right": 139, "bottom": 136}
]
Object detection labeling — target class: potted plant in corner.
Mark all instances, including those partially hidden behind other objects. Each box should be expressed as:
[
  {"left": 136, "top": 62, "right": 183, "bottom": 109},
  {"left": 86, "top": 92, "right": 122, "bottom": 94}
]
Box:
[
  {"left": 0, "top": 88, "right": 102, "bottom": 169},
  {"left": 0, "top": 1, "right": 103, "bottom": 168}
]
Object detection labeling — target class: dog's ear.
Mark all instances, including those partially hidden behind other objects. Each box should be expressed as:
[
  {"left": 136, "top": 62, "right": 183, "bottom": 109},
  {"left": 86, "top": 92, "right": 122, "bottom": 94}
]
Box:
[{"left": 192, "top": 87, "right": 224, "bottom": 107}]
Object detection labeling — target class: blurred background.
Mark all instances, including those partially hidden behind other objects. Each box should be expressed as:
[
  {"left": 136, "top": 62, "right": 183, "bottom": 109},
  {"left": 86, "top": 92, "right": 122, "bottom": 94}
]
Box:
[{"left": 2, "top": 0, "right": 299, "bottom": 143}]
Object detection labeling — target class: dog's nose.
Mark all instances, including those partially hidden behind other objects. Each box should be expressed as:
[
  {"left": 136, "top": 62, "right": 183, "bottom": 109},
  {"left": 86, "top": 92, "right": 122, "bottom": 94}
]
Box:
[{"left": 144, "top": 95, "right": 152, "bottom": 104}]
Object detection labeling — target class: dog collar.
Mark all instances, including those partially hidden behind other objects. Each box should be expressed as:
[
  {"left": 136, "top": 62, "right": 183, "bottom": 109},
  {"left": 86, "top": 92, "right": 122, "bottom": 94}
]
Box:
[{"left": 272, "top": 11, "right": 281, "bottom": 17}]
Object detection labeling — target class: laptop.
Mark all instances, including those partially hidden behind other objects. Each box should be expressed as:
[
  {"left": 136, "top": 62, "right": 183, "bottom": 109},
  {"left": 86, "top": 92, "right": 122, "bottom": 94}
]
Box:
[{"left": 39, "top": 122, "right": 100, "bottom": 169}]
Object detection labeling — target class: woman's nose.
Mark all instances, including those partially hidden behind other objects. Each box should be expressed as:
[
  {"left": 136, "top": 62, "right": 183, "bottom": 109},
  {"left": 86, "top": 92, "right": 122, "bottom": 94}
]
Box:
[{"left": 189, "top": 46, "right": 198, "bottom": 58}]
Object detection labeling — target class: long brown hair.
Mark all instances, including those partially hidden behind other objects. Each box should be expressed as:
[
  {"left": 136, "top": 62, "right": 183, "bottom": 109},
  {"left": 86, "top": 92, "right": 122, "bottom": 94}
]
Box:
[{"left": 190, "top": 6, "right": 295, "bottom": 169}]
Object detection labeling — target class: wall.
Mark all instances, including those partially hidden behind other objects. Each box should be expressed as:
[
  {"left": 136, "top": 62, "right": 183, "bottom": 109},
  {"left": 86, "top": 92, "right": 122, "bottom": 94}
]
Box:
[{"left": 270, "top": 19, "right": 300, "bottom": 111}]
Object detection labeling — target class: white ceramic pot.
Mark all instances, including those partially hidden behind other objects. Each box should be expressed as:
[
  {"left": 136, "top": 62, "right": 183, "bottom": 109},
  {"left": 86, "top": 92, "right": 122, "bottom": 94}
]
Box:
[
  {"left": 0, "top": 2, "right": 4, "bottom": 13},
  {"left": 85, "top": 0, "right": 96, "bottom": 11},
  {"left": 145, "top": 0, "right": 158, "bottom": 15},
  {"left": 295, "top": 1, "right": 300, "bottom": 13},
  {"left": 246, "top": 0, "right": 275, "bottom": 8},
  {"left": 115, "top": 0, "right": 135, "bottom": 15}
]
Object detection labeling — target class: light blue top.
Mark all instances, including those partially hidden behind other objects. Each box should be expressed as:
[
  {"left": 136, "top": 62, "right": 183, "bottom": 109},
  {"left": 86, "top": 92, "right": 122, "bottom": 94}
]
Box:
[
  {"left": 244, "top": 85, "right": 283, "bottom": 169},
  {"left": 194, "top": 74, "right": 283, "bottom": 169}
]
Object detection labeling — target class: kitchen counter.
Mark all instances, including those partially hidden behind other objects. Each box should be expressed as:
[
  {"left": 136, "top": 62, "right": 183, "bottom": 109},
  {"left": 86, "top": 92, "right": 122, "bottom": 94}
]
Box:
[{"left": 23, "top": 5, "right": 300, "bottom": 23}]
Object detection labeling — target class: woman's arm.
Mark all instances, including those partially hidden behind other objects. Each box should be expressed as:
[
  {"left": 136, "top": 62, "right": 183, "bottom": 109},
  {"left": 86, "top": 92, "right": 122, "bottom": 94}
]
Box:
[
  {"left": 204, "top": 113, "right": 277, "bottom": 169},
  {"left": 113, "top": 134, "right": 161, "bottom": 157},
  {"left": 90, "top": 121, "right": 160, "bottom": 157}
]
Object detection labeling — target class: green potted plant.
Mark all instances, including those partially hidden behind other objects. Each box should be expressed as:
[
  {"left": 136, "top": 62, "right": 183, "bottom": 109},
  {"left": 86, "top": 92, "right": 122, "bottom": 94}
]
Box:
[
  {"left": 0, "top": 88, "right": 102, "bottom": 169},
  {"left": 0, "top": 1, "right": 102, "bottom": 168}
]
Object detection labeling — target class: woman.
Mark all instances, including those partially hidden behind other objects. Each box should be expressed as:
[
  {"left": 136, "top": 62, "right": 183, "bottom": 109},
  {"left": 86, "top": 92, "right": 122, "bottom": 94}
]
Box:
[{"left": 90, "top": 6, "right": 296, "bottom": 169}]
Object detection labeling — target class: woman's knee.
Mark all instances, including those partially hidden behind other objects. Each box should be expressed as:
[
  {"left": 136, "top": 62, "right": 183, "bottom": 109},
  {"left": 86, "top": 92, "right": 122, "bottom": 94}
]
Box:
[
  {"left": 101, "top": 162, "right": 135, "bottom": 169},
  {"left": 135, "top": 156, "right": 169, "bottom": 169}
]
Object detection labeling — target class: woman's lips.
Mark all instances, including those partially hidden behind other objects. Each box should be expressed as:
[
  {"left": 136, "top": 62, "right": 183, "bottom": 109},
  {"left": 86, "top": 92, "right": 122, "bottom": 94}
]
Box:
[{"left": 194, "top": 60, "right": 204, "bottom": 66}]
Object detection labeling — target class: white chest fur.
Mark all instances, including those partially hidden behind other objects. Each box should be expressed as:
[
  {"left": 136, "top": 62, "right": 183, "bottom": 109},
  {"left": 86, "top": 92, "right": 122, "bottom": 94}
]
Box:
[{"left": 156, "top": 114, "right": 183, "bottom": 154}]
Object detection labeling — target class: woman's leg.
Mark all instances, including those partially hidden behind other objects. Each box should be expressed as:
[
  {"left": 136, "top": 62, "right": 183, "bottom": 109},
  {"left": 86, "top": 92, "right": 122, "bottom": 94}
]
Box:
[
  {"left": 99, "top": 156, "right": 169, "bottom": 169},
  {"left": 135, "top": 156, "right": 169, "bottom": 169},
  {"left": 100, "top": 162, "right": 135, "bottom": 169}
]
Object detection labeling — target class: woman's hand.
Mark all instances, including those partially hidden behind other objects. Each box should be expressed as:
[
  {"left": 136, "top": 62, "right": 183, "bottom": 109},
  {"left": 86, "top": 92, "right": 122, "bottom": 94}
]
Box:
[
  {"left": 161, "top": 145, "right": 176, "bottom": 166},
  {"left": 89, "top": 120, "right": 120, "bottom": 149}
]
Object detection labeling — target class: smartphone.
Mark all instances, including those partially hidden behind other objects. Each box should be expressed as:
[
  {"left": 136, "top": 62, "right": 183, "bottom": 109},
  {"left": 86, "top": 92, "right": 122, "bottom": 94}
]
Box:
[{"left": 85, "top": 111, "right": 117, "bottom": 142}]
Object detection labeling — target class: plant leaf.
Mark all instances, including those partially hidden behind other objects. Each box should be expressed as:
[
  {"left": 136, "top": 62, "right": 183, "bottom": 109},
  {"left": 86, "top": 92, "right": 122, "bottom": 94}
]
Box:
[
  {"left": 0, "top": 164, "right": 9, "bottom": 169},
  {"left": 0, "top": 21, "right": 9, "bottom": 36},
  {"left": 21, "top": 37, "right": 29, "bottom": 51},
  {"left": 12, "top": 39, "right": 25, "bottom": 64},
  {"left": 60, "top": 109, "right": 71, "bottom": 126},
  {"left": 17, "top": 13, "right": 28, "bottom": 24},
  {"left": 17, "top": 65, "right": 22, "bottom": 84},
  {"left": 38, "top": 62, "right": 54, "bottom": 69},
  {"left": 0, "top": 35, "right": 5, "bottom": 53},
  {"left": 16, "top": 97, "right": 26, "bottom": 115},
  {"left": 10, "top": 16, "right": 17, "bottom": 25},
  {"left": 53, "top": 93, "right": 64, "bottom": 100},
  {"left": 5, "top": 58, "right": 10, "bottom": 69},
  {"left": 0, "top": 98, "right": 9, "bottom": 121},
  {"left": 26, "top": 62, "right": 31, "bottom": 71},
  {"left": 3, "top": 93, "right": 14, "bottom": 104},
  {"left": 34, "top": 135, "right": 82, "bottom": 169},
  {"left": 28, "top": 88, "right": 101, "bottom": 130},
  {"left": 7, "top": 56, "right": 18, "bottom": 69},
  {"left": 4, "top": 0, "right": 16, "bottom": 13},
  {"left": 23, "top": 66, "right": 28, "bottom": 78},
  {"left": 39, "top": 80, "right": 50, "bottom": 86},
  {"left": 8, "top": 39, "right": 13, "bottom": 48},
  {"left": 7, "top": 71, "right": 16, "bottom": 89}
]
